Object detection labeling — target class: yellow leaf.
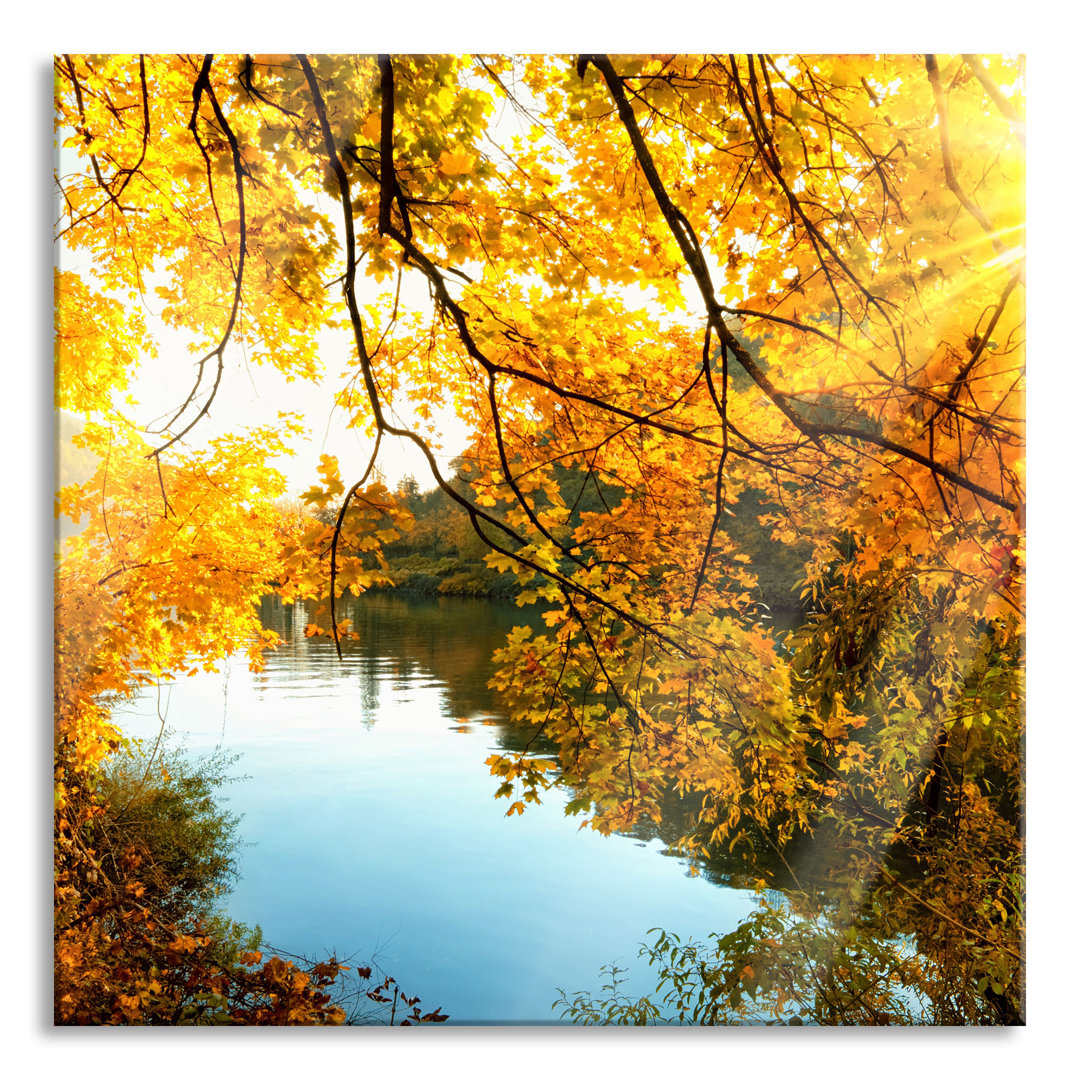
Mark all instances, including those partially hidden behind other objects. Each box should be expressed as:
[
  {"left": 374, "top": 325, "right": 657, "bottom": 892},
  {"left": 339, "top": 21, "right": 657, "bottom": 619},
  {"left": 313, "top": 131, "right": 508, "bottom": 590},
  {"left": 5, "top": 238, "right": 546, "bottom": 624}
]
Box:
[{"left": 437, "top": 149, "right": 477, "bottom": 177}]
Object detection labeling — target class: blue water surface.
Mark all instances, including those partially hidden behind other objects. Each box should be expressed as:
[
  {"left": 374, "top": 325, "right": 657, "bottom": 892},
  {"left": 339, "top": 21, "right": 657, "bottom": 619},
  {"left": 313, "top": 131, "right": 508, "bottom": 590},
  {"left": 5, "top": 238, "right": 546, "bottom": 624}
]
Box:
[{"left": 115, "top": 594, "right": 757, "bottom": 1024}]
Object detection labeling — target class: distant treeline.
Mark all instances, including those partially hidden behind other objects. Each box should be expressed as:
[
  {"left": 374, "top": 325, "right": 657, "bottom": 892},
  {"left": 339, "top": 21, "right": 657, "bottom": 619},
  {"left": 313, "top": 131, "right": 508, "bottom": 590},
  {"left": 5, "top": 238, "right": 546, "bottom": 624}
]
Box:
[{"left": 348, "top": 463, "right": 810, "bottom": 614}]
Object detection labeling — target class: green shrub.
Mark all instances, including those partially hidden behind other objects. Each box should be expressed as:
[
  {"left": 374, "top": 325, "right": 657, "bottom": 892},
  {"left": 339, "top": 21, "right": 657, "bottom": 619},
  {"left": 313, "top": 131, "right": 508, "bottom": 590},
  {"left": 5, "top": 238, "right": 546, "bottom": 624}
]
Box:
[{"left": 91, "top": 735, "right": 247, "bottom": 926}]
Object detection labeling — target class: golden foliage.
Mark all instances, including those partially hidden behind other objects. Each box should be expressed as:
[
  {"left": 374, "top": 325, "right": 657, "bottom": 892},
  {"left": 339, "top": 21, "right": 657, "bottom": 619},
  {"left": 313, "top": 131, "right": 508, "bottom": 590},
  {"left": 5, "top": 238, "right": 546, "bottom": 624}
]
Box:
[{"left": 55, "top": 53, "right": 1024, "bottom": 1024}]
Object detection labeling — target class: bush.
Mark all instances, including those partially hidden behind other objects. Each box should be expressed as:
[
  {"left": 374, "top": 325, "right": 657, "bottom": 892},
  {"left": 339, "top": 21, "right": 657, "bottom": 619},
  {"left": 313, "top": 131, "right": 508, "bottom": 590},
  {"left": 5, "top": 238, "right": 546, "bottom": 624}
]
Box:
[
  {"left": 437, "top": 569, "right": 493, "bottom": 596},
  {"left": 89, "top": 735, "right": 247, "bottom": 926}
]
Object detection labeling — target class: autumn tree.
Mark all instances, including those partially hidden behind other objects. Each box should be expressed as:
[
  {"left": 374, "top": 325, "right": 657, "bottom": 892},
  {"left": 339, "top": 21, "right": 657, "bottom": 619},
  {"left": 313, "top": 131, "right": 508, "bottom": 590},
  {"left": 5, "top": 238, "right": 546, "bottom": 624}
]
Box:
[{"left": 55, "top": 53, "right": 1024, "bottom": 1024}]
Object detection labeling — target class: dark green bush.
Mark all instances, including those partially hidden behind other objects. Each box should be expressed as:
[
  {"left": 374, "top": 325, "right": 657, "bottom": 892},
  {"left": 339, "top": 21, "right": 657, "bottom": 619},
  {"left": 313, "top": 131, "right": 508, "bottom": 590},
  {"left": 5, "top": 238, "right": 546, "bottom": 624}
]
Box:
[{"left": 91, "top": 735, "right": 248, "bottom": 926}]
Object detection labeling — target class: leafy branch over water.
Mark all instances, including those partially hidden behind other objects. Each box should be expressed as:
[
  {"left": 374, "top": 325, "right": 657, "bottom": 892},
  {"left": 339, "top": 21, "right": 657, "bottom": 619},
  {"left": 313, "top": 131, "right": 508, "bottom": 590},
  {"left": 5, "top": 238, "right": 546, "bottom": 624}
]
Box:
[{"left": 56, "top": 52, "right": 1024, "bottom": 1024}]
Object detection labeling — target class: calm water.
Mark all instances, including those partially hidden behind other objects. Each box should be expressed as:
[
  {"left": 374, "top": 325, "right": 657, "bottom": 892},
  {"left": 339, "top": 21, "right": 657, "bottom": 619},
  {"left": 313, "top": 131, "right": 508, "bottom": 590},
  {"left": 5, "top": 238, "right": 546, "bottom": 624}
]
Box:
[{"left": 115, "top": 593, "right": 758, "bottom": 1024}]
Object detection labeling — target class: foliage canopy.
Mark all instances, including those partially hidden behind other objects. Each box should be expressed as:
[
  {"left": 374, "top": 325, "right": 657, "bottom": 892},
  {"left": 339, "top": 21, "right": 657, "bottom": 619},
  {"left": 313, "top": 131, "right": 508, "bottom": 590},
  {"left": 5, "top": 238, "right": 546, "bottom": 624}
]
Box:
[{"left": 55, "top": 53, "right": 1024, "bottom": 1024}]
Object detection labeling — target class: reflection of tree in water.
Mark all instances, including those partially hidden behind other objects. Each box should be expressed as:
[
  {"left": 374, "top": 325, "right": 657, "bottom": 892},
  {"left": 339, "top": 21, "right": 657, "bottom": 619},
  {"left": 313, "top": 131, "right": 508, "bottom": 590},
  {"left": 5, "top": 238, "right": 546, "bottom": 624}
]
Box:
[
  {"left": 258, "top": 593, "right": 799, "bottom": 889},
  {"left": 357, "top": 654, "right": 381, "bottom": 728},
  {"left": 488, "top": 706, "right": 806, "bottom": 891},
  {"left": 256, "top": 593, "right": 545, "bottom": 724}
]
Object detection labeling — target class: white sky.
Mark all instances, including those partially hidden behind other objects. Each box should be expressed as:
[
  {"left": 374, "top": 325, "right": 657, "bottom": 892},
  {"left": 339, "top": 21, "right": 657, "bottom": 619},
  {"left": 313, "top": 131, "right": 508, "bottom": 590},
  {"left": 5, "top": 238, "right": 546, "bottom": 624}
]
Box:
[
  {"left": 120, "top": 274, "right": 472, "bottom": 496},
  {"left": 55, "top": 192, "right": 473, "bottom": 498}
]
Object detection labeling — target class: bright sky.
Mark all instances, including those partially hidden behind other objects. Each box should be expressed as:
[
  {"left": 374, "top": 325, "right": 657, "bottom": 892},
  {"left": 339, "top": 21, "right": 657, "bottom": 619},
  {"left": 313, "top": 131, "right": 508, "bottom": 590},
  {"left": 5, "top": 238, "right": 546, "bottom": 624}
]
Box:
[
  {"left": 54, "top": 60, "right": 560, "bottom": 499},
  {"left": 56, "top": 220, "right": 474, "bottom": 498},
  {"left": 125, "top": 277, "right": 472, "bottom": 497}
]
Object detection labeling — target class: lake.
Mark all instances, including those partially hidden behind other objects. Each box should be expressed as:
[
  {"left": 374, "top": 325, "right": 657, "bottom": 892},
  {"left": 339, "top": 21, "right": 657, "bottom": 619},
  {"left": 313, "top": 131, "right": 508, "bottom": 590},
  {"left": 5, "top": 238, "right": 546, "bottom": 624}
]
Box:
[{"left": 114, "top": 592, "right": 759, "bottom": 1024}]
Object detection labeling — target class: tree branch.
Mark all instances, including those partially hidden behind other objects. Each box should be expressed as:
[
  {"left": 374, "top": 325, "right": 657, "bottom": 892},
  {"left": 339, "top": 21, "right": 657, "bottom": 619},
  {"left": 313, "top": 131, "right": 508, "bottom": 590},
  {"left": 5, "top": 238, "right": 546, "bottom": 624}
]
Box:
[{"left": 925, "top": 55, "right": 1011, "bottom": 261}]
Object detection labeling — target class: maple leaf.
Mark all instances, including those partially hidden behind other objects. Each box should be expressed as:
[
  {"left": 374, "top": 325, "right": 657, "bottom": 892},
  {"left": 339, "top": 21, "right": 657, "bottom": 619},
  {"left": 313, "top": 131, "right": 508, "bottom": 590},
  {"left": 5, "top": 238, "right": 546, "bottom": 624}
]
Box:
[{"left": 436, "top": 148, "right": 477, "bottom": 177}]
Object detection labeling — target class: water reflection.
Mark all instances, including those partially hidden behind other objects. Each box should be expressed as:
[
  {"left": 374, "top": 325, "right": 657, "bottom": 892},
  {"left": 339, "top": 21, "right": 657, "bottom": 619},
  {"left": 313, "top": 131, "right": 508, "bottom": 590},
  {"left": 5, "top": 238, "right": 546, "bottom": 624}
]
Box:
[
  {"left": 256, "top": 593, "right": 543, "bottom": 724},
  {"left": 115, "top": 593, "right": 758, "bottom": 1023}
]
